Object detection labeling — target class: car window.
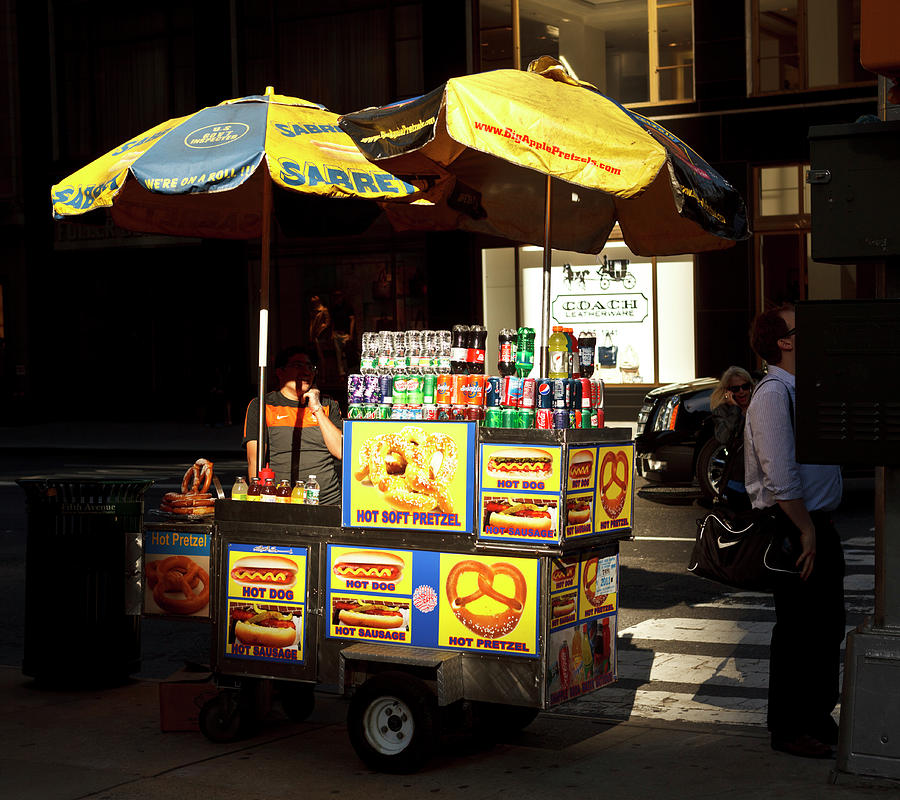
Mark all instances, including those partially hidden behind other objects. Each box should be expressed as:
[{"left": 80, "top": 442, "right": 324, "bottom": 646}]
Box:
[{"left": 682, "top": 389, "right": 713, "bottom": 414}]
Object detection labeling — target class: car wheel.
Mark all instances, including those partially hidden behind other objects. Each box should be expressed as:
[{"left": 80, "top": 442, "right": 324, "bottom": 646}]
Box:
[{"left": 696, "top": 437, "right": 729, "bottom": 499}]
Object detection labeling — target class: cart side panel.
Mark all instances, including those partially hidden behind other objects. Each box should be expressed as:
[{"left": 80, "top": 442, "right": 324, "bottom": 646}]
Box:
[{"left": 143, "top": 521, "right": 213, "bottom": 619}]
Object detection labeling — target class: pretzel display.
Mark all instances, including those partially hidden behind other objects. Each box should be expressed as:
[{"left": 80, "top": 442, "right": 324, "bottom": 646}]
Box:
[
  {"left": 161, "top": 459, "right": 216, "bottom": 517},
  {"left": 446, "top": 559, "right": 527, "bottom": 639},
  {"left": 582, "top": 557, "right": 608, "bottom": 608},
  {"left": 181, "top": 458, "right": 214, "bottom": 495},
  {"left": 354, "top": 426, "right": 457, "bottom": 513},
  {"left": 599, "top": 449, "right": 629, "bottom": 519},
  {"left": 147, "top": 555, "right": 209, "bottom": 615}
]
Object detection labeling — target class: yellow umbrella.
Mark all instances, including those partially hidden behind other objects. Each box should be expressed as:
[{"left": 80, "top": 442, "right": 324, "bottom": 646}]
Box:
[
  {"left": 339, "top": 58, "right": 749, "bottom": 372},
  {"left": 52, "top": 87, "right": 417, "bottom": 472}
]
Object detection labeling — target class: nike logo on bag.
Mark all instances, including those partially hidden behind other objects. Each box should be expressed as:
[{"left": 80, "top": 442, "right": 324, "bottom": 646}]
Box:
[{"left": 716, "top": 537, "right": 741, "bottom": 549}]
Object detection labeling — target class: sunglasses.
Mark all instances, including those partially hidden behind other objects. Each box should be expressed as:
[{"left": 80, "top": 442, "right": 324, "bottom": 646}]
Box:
[
  {"left": 783, "top": 328, "right": 796, "bottom": 337},
  {"left": 727, "top": 383, "right": 752, "bottom": 393}
]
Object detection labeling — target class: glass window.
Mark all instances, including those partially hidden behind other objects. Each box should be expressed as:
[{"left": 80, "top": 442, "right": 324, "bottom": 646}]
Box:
[
  {"left": 752, "top": 0, "right": 871, "bottom": 94},
  {"left": 481, "top": 0, "right": 694, "bottom": 105},
  {"left": 756, "top": 164, "right": 809, "bottom": 219}
]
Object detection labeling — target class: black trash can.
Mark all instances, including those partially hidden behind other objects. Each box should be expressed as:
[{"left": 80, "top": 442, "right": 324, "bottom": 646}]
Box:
[{"left": 18, "top": 478, "right": 153, "bottom": 684}]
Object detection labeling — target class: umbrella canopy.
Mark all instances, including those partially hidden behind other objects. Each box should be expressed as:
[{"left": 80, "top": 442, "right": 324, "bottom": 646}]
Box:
[
  {"left": 338, "top": 58, "right": 749, "bottom": 373},
  {"left": 51, "top": 88, "right": 417, "bottom": 473}
]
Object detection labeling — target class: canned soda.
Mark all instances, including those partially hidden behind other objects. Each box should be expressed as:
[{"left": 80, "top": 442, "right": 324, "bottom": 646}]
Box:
[
  {"left": 521, "top": 378, "right": 536, "bottom": 409},
  {"left": 347, "top": 374, "right": 365, "bottom": 404},
  {"left": 569, "top": 378, "right": 582, "bottom": 410},
  {"left": 450, "top": 374, "right": 467, "bottom": 405},
  {"left": 391, "top": 404, "right": 407, "bottom": 420},
  {"left": 591, "top": 379, "right": 604, "bottom": 408},
  {"left": 393, "top": 375, "right": 409, "bottom": 405},
  {"left": 553, "top": 408, "right": 569, "bottom": 429},
  {"left": 501, "top": 407, "right": 518, "bottom": 428},
  {"left": 485, "top": 376, "right": 501, "bottom": 406},
  {"left": 408, "top": 404, "right": 424, "bottom": 420},
  {"left": 363, "top": 403, "right": 377, "bottom": 419},
  {"left": 465, "top": 406, "right": 484, "bottom": 422},
  {"left": 579, "top": 378, "right": 592, "bottom": 409},
  {"left": 535, "top": 408, "right": 553, "bottom": 429},
  {"left": 406, "top": 375, "right": 424, "bottom": 405},
  {"left": 450, "top": 404, "right": 467, "bottom": 420},
  {"left": 580, "top": 407, "right": 593, "bottom": 429},
  {"left": 348, "top": 402, "right": 364, "bottom": 419},
  {"left": 536, "top": 380, "right": 553, "bottom": 408},
  {"left": 422, "top": 404, "right": 438, "bottom": 420},
  {"left": 376, "top": 403, "right": 392, "bottom": 420},
  {"left": 517, "top": 409, "right": 535, "bottom": 429},
  {"left": 364, "top": 374, "right": 381, "bottom": 403},
  {"left": 380, "top": 374, "right": 394, "bottom": 405},
  {"left": 568, "top": 410, "right": 577, "bottom": 428},
  {"left": 466, "top": 375, "right": 485, "bottom": 406},
  {"left": 573, "top": 409, "right": 583, "bottom": 429},
  {"left": 552, "top": 378, "right": 567, "bottom": 408},
  {"left": 501, "top": 376, "right": 524, "bottom": 407},
  {"left": 436, "top": 405, "right": 451, "bottom": 421},
  {"left": 596, "top": 407, "right": 605, "bottom": 428},
  {"left": 435, "top": 374, "right": 453, "bottom": 405},
  {"left": 484, "top": 407, "right": 502, "bottom": 428},
  {"left": 422, "top": 374, "right": 436, "bottom": 405}
]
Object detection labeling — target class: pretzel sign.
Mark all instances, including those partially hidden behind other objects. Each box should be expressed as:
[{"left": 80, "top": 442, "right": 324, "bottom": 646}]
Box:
[
  {"left": 446, "top": 559, "right": 527, "bottom": 639},
  {"left": 599, "top": 449, "right": 629, "bottom": 519},
  {"left": 582, "top": 557, "right": 608, "bottom": 608}
]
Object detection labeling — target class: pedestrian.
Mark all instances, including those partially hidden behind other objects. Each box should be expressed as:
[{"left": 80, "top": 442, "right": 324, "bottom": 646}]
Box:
[
  {"left": 709, "top": 366, "right": 755, "bottom": 512},
  {"left": 330, "top": 288, "right": 357, "bottom": 378},
  {"left": 744, "top": 303, "right": 845, "bottom": 759},
  {"left": 242, "top": 345, "right": 343, "bottom": 505}
]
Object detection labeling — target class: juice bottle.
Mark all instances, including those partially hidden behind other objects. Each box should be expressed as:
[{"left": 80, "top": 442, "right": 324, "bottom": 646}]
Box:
[
  {"left": 548, "top": 326, "right": 568, "bottom": 379},
  {"left": 291, "top": 480, "right": 305, "bottom": 504},
  {"left": 261, "top": 477, "right": 277, "bottom": 502},
  {"left": 231, "top": 476, "right": 248, "bottom": 501},
  {"left": 246, "top": 477, "right": 261, "bottom": 501},
  {"left": 275, "top": 479, "right": 292, "bottom": 503}
]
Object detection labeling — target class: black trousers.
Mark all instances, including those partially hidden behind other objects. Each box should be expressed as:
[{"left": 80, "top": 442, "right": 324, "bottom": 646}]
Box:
[{"left": 767, "top": 511, "right": 846, "bottom": 737}]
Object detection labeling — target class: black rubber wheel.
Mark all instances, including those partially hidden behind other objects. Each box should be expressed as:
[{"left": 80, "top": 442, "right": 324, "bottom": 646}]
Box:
[
  {"left": 696, "top": 437, "right": 729, "bottom": 500},
  {"left": 198, "top": 690, "right": 243, "bottom": 743},
  {"left": 347, "top": 671, "right": 438, "bottom": 774},
  {"left": 279, "top": 681, "right": 315, "bottom": 722}
]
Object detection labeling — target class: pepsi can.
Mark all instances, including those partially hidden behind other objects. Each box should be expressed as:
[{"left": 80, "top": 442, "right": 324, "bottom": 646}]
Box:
[
  {"left": 537, "top": 380, "right": 553, "bottom": 409},
  {"left": 552, "top": 378, "right": 567, "bottom": 409},
  {"left": 552, "top": 408, "right": 569, "bottom": 429},
  {"left": 485, "top": 376, "right": 501, "bottom": 407},
  {"left": 379, "top": 374, "right": 394, "bottom": 405}
]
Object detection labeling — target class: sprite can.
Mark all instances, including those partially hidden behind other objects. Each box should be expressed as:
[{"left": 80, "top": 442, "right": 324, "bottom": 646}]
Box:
[
  {"left": 516, "top": 409, "right": 535, "bottom": 429},
  {"left": 484, "top": 407, "right": 502, "bottom": 428},
  {"left": 500, "top": 407, "right": 517, "bottom": 428}
]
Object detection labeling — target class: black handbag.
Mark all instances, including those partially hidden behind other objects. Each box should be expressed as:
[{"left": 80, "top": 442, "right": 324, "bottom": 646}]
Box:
[
  {"left": 687, "top": 505, "right": 802, "bottom": 592},
  {"left": 596, "top": 332, "right": 618, "bottom": 368}
]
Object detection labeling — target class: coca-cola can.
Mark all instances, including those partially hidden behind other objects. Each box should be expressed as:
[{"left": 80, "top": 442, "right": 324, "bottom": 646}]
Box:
[
  {"left": 464, "top": 405, "right": 484, "bottom": 422},
  {"left": 500, "top": 376, "right": 524, "bottom": 407},
  {"left": 484, "top": 376, "right": 501, "bottom": 406},
  {"left": 422, "top": 404, "right": 438, "bottom": 421},
  {"left": 521, "top": 378, "right": 536, "bottom": 409},
  {"left": 536, "top": 379, "right": 553, "bottom": 408},
  {"left": 535, "top": 408, "right": 554, "bottom": 429},
  {"left": 347, "top": 374, "right": 365, "bottom": 404},
  {"left": 579, "top": 378, "right": 592, "bottom": 409}
]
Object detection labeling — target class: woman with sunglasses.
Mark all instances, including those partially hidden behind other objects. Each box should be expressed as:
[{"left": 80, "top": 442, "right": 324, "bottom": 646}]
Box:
[{"left": 709, "top": 366, "right": 756, "bottom": 511}]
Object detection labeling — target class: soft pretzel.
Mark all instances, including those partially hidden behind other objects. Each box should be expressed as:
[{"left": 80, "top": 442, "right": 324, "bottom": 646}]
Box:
[{"left": 446, "top": 560, "right": 527, "bottom": 639}]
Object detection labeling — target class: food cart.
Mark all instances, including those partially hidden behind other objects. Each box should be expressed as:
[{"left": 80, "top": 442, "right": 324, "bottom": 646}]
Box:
[{"left": 192, "top": 419, "right": 633, "bottom": 772}]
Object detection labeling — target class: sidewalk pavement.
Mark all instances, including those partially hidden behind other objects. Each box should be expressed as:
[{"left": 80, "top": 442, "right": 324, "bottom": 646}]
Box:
[{"left": 3, "top": 666, "right": 892, "bottom": 800}]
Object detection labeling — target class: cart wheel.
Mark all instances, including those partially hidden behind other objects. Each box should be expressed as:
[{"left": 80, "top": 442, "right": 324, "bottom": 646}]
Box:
[
  {"left": 623, "top": 274, "right": 636, "bottom": 289},
  {"left": 347, "top": 671, "right": 437, "bottom": 774},
  {"left": 199, "top": 690, "right": 244, "bottom": 743},
  {"left": 599, "top": 276, "right": 611, "bottom": 290},
  {"left": 474, "top": 701, "right": 540, "bottom": 739},
  {"left": 279, "top": 681, "right": 315, "bottom": 722}
]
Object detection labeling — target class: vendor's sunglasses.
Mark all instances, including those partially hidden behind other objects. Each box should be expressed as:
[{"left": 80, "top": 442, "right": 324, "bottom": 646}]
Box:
[{"left": 728, "top": 383, "right": 752, "bottom": 393}]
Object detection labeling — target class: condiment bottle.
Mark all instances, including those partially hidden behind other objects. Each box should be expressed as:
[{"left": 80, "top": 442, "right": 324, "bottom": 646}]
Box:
[
  {"left": 291, "top": 480, "right": 305, "bottom": 504},
  {"left": 246, "top": 477, "right": 261, "bottom": 501}
]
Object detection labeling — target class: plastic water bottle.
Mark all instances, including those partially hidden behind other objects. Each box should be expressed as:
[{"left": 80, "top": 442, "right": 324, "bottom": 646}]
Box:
[
  {"left": 377, "top": 331, "right": 392, "bottom": 375},
  {"left": 305, "top": 474, "right": 320, "bottom": 506},
  {"left": 360, "top": 332, "right": 376, "bottom": 375},
  {"left": 437, "top": 330, "right": 452, "bottom": 374},
  {"left": 405, "top": 330, "right": 422, "bottom": 375},
  {"left": 291, "top": 480, "right": 305, "bottom": 504},
  {"left": 231, "top": 476, "right": 248, "bottom": 501},
  {"left": 391, "top": 330, "right": 407, "bottom": 374}
]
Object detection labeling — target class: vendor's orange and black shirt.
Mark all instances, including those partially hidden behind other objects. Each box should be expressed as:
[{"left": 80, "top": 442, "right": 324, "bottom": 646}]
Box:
[{"left": 242, "top": 390, "right": 343, "bottom": 504}]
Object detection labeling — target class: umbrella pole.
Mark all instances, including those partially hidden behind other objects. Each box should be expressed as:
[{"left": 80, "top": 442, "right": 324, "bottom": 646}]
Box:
[
  {"left": 255, "top": 175, "right": 273, "bottom": 477},
  {"left": 540, "top": 174, "right": 552, "bottom": 377}
]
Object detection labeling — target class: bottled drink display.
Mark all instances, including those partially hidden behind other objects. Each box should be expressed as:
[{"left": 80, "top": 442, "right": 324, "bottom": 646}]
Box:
[
  {"left": 515, "top": 327, "right": 535, "bottom": 378},
  {"left": 498, "top": 328, "right": 517, "bottom": 376},
  {"left": 291, "top": 480, "right": 306, "bottom": 503},
  {"left": 305, "top": 474, "right": 320, "bottom": 506},
  {"left": 260, "top": 477, "right": 277, "bottom": 502},
  {"left": 450, "top": 325, "right": 469, "bottom": 374},
  {"left": 246, "top": 477, "right": 261, "bottom": 501},
  {"left": 275, "top": 479, "right": 292, "bottom": 503},
  {"left": 548, "top": 326, "right": 568, "bottom": 380},
  {"left": 577, "top": 329, "right": 596, "bottom": 377},
  {"left": 231, "top": 476, "right": 248, "bottom": 501},
  {"left": 467, "top": 325, "right": 487, "bottom": 374}
]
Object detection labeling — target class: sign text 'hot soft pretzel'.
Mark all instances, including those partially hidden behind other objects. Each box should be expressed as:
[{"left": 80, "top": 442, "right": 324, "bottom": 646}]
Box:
[
  {"left": 354, "top": 426, "right": 457, "bottom": 513},
  {"left": 446, "top": 559, "right": 527, "bottom": 639},
  {"left": 599, "top": 449, "right": 629, "bottom": 519}
]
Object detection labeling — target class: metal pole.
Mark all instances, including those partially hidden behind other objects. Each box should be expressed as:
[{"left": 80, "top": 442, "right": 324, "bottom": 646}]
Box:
[
  {"left": 539, "top": 173, "right": 552, "bottom": 377},
  {"left": 255, "top": 169, "right": 272, "bottom": 477},
  {"left": 511, "top": 0, "right": 521, "bottom": 71}
]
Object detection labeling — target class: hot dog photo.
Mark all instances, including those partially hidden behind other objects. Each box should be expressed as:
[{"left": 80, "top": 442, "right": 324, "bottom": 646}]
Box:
[
  {"left": 567, "top": 449, "right": 595, "bottom": 490},
  {"left": 550, "top": 591, "right": 577, "bottom": 625},
  {"left": 331, "top": 597, "right": 410, "bottom": 631},
  {"left": 482, "top": 496, "right": 558, "bottom": 540},
  {"left": 565, "top": 496, "right": 593, "bottom": 534},
  {"left": 485, "top": 447, "right": 554, "bottom": 479},
  {"left": 331, "top": 548, "right": 406, "bottom": 588},
  {"left": 228, "top": 601, "right": 302, "bottom": 649},
  {"left": 230, "top": 554, "right": 298, "bottom": 588}
]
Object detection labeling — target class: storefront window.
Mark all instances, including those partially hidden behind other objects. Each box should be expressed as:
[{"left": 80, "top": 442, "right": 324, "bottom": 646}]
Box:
[
  {"left": 482, "top": 242, "right": 696, "bottom": 386},
  {"left": 479, "top": 0, "right": 694, "bottom": 105}
]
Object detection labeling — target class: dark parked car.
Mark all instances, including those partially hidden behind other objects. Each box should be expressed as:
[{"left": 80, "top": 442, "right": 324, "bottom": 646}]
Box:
[{"left": 635, "top": 377, "right": 728, "bottom": 499}]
